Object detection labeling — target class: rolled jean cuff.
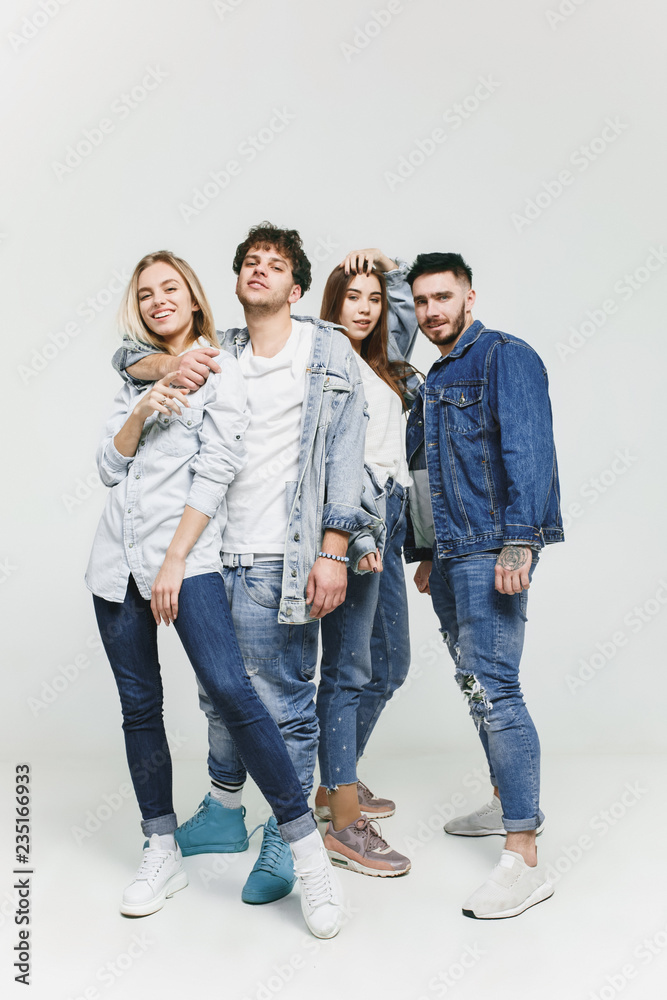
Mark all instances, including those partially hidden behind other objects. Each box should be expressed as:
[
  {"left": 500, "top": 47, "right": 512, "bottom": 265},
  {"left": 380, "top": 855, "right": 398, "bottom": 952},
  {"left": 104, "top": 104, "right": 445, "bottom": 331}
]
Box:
[
  {"left": 278, "top": 809, "right": 317, "bottom": 844},
  {"left": 141, "top": 812, "right": 178, "bottom": 837},
  {"left": 502, "top": 808, "right": 545, "bottom": 833}
]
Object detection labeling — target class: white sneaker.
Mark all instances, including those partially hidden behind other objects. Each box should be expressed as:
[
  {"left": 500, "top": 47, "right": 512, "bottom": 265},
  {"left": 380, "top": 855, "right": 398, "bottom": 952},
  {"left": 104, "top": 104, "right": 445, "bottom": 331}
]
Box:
[
  {"left": 444, "top": 796, "right": 545, "bottom": 837},
  {"left": 120, "top": 834, "right": 188, "bottom": 917},
  {"left": 462, "top": 849, "right": 554, "bottom": 919},
  {"left": 293, "top": 841, "right": 344, "bottom": 939}
]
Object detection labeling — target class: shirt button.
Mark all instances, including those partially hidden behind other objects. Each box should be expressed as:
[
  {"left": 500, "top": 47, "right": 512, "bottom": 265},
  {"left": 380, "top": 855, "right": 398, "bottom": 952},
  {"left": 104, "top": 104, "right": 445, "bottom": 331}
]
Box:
[
  {"left": 135, "top": 474, "right": 141, "bottom": 479},
  {"left": 291, "top": 569, "right": 297, "bottom": 578},
  {"left": 127, "top": 508, "right": 132, "bottom": 513},
  {"left": 235, "top": 434, "right": 241, "bottom": 440},
  {"left": 187, "top": 420, "right": 192, "bottom": 426},
  {"left": 285, "top": 608, "right": 293, "bottom": 617},
  {"left": 294, "top": 532, "right": 300, "bottom": 541},
  {"left": 128, "top": 543, "right": 134, "bottom": 548}
]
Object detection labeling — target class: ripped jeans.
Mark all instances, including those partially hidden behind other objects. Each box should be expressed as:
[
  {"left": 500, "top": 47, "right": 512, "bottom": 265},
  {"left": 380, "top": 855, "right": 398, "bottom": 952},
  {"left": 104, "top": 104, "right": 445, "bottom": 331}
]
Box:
[{"left": 429, "top": 551, "right": 544, "bottom": 832}]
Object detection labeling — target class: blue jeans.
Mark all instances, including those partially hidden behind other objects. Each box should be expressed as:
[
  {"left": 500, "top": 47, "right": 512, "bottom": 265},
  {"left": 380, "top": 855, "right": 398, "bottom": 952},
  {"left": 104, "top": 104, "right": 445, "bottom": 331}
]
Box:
[
  {"left": 429, "top": 552, "right": 544, "bottom": 832},
  {"left": 317, "top": 484, "right": 411, "bottom": 789},
  {"left": 197, "top": 561, "right": 319, "bottom": 797},
  {"left": 93, "top": 573, "right": 314, "bottom": 842}
]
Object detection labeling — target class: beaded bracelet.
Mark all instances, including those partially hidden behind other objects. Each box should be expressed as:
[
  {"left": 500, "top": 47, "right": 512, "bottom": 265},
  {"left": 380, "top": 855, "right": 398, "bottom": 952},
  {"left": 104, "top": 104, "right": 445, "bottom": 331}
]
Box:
[{"left": 317, "top": 551, "right": 350, "bottom": 563}]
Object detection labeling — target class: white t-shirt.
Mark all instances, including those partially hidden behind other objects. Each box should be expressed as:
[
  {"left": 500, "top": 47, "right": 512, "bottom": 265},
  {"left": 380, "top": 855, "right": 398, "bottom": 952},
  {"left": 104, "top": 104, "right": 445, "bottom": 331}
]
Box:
[
  {"left": 357, "top": 354, "right": 411, "bottom": 488},
  {"left": 222, "top": 320, "right": 313, "bottom": 555}
]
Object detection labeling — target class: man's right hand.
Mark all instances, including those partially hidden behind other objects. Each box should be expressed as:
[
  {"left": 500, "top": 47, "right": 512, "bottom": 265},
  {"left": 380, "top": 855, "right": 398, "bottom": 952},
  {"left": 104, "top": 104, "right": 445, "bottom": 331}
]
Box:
[
  {"left": 414, "top": 560, "right": 432, "bottom": 594},
  {"left": 172, "top": 348, "right": 221, "bottom": 390}
]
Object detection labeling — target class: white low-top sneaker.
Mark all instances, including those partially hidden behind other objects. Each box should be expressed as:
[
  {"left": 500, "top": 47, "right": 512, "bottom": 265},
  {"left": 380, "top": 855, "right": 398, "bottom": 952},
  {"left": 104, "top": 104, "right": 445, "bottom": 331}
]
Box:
[
  {"left": 293, "top": 841, "right": 343, "bottom": 939},
  {"left": 462, "top": 849, "right": 554, "bottom": 919},
  {"left": 120, "top": 835, "right": 188, "bottom": 917},
  {"left": 444, "top": 796, "right": 545, "bottom": 837}
]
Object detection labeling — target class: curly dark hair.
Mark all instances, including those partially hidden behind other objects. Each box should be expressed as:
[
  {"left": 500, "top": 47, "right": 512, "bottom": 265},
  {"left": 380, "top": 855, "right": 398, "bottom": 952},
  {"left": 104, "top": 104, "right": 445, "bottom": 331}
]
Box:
[{"left": 232, "top": 222, "right": 312, "bottom": 293}]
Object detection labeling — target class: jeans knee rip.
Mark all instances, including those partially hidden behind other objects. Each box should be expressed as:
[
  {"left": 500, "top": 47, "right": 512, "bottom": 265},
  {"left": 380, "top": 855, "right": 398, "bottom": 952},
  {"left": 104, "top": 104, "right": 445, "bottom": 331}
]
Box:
[
  {"left": 440, "top": 629, "right": 461, "bottom": 665},
  {"left": 455, "top": 668, "right": 493, "bottom": 728}
]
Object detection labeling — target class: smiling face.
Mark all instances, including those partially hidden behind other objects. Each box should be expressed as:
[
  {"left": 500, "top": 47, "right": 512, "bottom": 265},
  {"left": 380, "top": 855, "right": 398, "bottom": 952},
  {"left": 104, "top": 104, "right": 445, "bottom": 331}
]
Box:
[
  {"left": 411, "top": 271, "right": 476, "bottom": 355},
  {"left": 137, "top": 261, "right": 199, "bottom": 351},
  {"left": 337, "top": 272, "right": 383, "bottom": 353},
  {"left": 235, "top": 245, "right": 302, "bottom": 315}
]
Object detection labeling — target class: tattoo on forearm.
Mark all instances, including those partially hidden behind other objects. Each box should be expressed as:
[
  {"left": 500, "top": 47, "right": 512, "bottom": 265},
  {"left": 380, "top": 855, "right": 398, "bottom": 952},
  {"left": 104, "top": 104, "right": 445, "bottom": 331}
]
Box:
[{"left": 497, "top": 546, "right": 529, "bottom": 570}]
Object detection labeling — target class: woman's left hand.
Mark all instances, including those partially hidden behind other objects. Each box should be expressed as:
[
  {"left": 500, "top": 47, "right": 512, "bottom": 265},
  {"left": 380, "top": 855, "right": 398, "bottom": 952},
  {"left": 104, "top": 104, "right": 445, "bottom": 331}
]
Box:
[
  {"left": 340, "top": 248, "right": 398, "bottom": 276},
  {"left": 151, "top": 555, "right": 186, "bottom": 625},
  {"left": 358, "top": 549, "right": 383, "bottom": 573}
]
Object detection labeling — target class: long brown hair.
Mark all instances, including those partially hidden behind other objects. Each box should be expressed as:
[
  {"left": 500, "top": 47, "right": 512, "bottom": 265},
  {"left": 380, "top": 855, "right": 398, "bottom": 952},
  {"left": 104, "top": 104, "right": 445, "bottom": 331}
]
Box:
[
  {"left": 118, "top": 250, "right": 218, "bottom": 354},
  {"left": 320, "top": 267, "right": 415, "bottom": 407}
]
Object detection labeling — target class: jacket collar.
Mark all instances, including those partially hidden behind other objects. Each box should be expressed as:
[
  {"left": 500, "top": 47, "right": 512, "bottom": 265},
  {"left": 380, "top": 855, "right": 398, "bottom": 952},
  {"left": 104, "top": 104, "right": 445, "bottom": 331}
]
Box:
[{"left": 432, "top": 319, "right": 485, "bottom": 365}]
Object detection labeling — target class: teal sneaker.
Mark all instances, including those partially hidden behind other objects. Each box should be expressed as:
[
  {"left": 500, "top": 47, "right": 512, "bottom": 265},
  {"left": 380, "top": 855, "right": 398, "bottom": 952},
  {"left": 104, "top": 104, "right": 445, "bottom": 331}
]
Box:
[
  {"left": 242, "top": 817, "right": 296, "bottom": 904},
  {"left": 175, "top": 794, "right": 249, "bottom": 856}
]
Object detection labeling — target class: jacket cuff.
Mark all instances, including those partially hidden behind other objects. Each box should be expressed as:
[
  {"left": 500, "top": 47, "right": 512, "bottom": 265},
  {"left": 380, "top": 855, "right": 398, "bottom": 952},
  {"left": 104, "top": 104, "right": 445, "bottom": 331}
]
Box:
[
  {"left": 322, "top": 502, "right": 382, "bottom": 536},
  {"left": 383, "top": 258, "right": 409, "bottom": 284},
  {"left": 404, "top": 545, "right": 433, "bottom": 564},
  {"left": 502, "top": 525, "right": 544, "bottom": 548}
]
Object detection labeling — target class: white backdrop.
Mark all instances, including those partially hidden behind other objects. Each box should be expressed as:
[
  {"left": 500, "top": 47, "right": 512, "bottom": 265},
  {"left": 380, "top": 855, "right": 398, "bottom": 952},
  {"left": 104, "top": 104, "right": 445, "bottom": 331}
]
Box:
[{"left": 3, "top": 0, "right": 665, "bottom": 777}]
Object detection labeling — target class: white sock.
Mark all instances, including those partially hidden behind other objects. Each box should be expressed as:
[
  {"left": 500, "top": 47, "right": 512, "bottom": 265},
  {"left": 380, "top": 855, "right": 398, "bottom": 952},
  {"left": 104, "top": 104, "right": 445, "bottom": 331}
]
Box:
[
  {"left": 153, "top": 832, "right": 176, "bottom": 852},
  {"left": 210, "top": 784, "right": 243, "bottom": 809},
  {"left": 290, "top": 828, "right": 323, "bottom": 861}
]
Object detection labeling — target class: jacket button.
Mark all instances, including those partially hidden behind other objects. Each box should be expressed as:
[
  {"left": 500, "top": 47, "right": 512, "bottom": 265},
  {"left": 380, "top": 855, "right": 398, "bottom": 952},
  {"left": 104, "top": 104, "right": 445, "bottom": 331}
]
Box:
[
  {"left": 418, "top": 420, "right": 422, "bottom": 426},
  {"left": 294, "top": 532, "right": 300, "bottom": 541}
]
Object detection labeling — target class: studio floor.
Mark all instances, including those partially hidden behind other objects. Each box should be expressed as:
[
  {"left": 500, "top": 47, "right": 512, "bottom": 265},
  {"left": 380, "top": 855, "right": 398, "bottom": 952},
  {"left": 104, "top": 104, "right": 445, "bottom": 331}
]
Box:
[{"left": 1, "top": 752, "right": 663, "bottom": 1000}]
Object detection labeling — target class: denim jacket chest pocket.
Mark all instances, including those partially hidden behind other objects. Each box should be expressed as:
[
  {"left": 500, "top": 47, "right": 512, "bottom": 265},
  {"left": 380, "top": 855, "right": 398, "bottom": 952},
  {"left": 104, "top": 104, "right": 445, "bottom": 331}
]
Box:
[
  {"left": 439, "top": 382, "right": 486, "bottom": 436},
  {"left": 154, "top": 406, "right": 204, "bottom": 456},
  {"left": 318, "top": 374, "right": 351, "bottom": 428}
]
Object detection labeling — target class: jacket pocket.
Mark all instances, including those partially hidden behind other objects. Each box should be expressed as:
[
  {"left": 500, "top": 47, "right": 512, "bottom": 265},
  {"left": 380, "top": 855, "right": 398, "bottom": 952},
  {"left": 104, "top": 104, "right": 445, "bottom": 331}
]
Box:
[
  {"left": 439, "top": 383, "right": 484, "bottom": 435},
  {"left": 154, "top": 406, "right": 204, "bottom": 457}
]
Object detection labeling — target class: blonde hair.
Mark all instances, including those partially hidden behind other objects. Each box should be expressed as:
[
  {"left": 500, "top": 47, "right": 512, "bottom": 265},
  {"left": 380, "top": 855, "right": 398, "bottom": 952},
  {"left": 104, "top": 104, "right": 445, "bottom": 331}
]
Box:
[{"left": 118, "top": 250, "right": 218, "bottom": 354}]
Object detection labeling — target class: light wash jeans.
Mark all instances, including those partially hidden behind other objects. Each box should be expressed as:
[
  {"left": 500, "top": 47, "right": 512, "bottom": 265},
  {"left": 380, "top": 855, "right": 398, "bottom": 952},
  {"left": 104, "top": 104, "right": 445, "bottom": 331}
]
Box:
[
  {"left": 93, "top": 573, "right": 315, "bottom": 842},
  {"left": 429, "top": 551, "right": 544, "bottom": 832},
  {"left": 197, "top": 560, "right": 320, "bottom": 797},
  {"left": 317, "top": 483, "right": 411, "bottom": 788}
]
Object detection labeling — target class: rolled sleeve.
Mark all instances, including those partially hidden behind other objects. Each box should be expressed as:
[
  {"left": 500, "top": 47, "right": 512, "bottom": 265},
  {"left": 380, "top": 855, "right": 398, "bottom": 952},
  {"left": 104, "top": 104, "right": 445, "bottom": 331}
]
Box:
[{"left": 96, "top": 383, "right": 138, "bottom": 486}]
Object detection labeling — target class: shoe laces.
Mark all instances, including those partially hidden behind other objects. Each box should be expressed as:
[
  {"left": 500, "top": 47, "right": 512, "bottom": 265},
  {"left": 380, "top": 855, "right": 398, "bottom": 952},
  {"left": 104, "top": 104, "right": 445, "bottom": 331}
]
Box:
[
  {"left": 357, "top": 780, "right": 377, "bottom": 802},
  {"left": 299, "top": 854, "right": 334, "bottom": 908},
  {"left": 134, "top": 845, "right": 170, "bottom": 881},
  {"left": 356, "top": 817, "right": 390, "bottom": 852},
  {"left": 254, "top": 821, "right": 286, "bottom": 873},
  {"left": 177, "top": 799, "right": 208, "bottom": 832}
]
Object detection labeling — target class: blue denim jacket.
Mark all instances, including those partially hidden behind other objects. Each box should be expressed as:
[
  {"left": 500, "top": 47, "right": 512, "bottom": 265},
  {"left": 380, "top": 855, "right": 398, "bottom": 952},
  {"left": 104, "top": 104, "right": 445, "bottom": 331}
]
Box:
[
  {"left": 113, "top": 319, "right": 381, "bottom": 623},
  {"left": 404, "top": 320, "right": 563, "bottom": 562}
]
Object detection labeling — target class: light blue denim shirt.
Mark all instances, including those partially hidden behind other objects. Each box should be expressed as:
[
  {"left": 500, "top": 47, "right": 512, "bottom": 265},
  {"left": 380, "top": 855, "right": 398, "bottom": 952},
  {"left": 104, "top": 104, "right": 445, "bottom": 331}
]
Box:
[
  {"left": 405, "top": 320, "right": 564, "bottom": 561},
  {"left": 86, "top": 353, "right": 248, "bottom": 602},
  {"left": 112, "top": 319, "right": 379, "bottom": 623}
]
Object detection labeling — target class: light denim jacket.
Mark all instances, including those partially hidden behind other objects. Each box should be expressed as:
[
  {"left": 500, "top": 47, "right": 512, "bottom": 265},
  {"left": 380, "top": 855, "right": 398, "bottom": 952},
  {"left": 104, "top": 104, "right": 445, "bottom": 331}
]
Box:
[
  {"left": 86, "top": 355, "right": 248, "bottom": 602},
  {"left": 112, "top": 319, "right": 380, "bottom": 623},
  {"left": 404, "top": 320, "right": 564, "bottom": 562}
]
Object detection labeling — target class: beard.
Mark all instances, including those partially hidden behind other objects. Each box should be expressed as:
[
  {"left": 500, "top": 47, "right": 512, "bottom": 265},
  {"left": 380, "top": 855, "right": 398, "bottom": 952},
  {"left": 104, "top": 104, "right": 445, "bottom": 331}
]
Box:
[
  {"left": 422, "top": 300, "right": 468, "bottom": 347},
  {"left": 236, "top": 282, "right": 292, "bottom": 317}
]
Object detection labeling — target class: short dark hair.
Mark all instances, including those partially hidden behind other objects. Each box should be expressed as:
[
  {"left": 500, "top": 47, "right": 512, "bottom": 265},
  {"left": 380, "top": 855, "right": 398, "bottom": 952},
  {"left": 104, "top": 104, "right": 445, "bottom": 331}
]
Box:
[
  {"left": 232, "top": 222, "right": 312, "bottom": 293},
  {"left": 407, "top": 252, "right": 473, "bottom": 288}
]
